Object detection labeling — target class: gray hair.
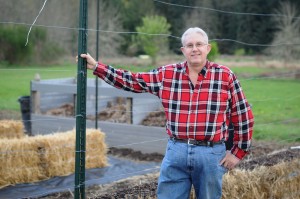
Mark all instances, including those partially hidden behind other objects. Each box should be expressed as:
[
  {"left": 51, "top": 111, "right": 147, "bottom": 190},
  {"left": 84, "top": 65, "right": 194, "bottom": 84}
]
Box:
[{"left": 181, "top": 27, "right": 209, "bottom": 46}]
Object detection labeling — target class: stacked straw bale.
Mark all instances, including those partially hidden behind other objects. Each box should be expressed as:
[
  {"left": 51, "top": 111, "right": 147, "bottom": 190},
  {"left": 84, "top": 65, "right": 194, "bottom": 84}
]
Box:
[
  {"left": 0, "top": 129, "right": 107, "bottom": 188},
  {"left": 0, "top": 120, "right": 24, "bottom": 139},
  {"left": 222, "top": 159, "right": 300, "bottom": 199}
]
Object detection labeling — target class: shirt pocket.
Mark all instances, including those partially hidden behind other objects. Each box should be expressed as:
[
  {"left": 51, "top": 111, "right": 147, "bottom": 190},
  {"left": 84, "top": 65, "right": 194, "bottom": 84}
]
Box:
[{"left": 209, "top": 93, "right": 228, "bottom": 114}]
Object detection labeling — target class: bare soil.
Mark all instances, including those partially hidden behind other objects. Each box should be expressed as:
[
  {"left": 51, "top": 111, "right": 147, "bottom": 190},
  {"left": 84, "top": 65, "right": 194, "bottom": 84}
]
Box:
[{"left": 38, "top": 139, "right": 300, "bottom": 199}]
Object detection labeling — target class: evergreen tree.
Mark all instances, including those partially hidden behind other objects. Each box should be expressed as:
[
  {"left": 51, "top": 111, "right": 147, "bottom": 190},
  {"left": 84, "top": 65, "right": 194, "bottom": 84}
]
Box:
[
  {"left": 118, "top": 0, "right": 156, "bottom": 55},
  {"left": 154, "top": 0, "right": 196, "bottom": 53},
  {"left": 214, "top": 0, "right": 240, "bottom": 54},
  {"left": 235, "top": 0, "right": 277, "bottom": 54}
]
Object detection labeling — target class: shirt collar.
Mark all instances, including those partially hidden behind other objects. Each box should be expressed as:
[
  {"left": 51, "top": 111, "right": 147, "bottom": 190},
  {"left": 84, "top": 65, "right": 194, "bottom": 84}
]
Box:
[{"left": 184, "top": 60, "right": 209, "bottom": 77}]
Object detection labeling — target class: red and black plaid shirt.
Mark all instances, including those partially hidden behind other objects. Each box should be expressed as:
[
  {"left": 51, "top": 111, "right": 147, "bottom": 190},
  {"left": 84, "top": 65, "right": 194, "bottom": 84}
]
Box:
[{"left": 94, "top": 60, "right": 254, "bottom": 159}]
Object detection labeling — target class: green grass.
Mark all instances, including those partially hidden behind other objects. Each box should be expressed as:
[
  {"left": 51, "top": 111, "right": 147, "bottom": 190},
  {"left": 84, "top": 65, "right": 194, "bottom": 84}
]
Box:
[
  {"left": 231, "top": 66, "right": 286, "bottom": 76},
  {"left": 240, "top": 78, "right": 300, "bottom": 142},
  {"left": 1, "top": 63, "right": 299, "bottom": 143},
  {"left": 0, "top": 63, "right": 78, "bottom": 111}
]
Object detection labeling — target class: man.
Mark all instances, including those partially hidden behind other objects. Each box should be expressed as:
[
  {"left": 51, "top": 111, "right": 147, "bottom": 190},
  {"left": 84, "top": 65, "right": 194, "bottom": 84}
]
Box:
[{"left": 80, "top": 27, "right": 254, "bottom": 199}]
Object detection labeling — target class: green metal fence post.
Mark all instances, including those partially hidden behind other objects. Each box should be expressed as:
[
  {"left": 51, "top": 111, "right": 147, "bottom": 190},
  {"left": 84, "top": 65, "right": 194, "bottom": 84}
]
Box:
[
  {"left": 75, "top": 0, "right": 88, "bottom": 198},
  {"left": 95, "top": 0, "right": 100, "bottom": 129}
]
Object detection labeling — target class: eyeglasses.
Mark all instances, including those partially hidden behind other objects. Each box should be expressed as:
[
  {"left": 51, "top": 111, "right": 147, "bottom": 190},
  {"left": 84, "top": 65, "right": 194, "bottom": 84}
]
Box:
[{"left": 184, "top": 42, "right": 208, "bottom": 49}]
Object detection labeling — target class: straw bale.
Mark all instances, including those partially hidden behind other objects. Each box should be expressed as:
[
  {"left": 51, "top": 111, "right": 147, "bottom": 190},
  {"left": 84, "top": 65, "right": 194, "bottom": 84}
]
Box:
[
  {"left": 222, "top": 159, "right": 300, "bottom": 199},
  {"left": 0, "top": 120, "right": 24, "bottom": 139},
  {"left": 0, "top": 138, "right": 44, "bottom": 188},
  {"left": 37, "top": 129, "right": 108, "bottom": 177},
  {"left": 0, "top": 129, "right": 107, "bottom": 188}
]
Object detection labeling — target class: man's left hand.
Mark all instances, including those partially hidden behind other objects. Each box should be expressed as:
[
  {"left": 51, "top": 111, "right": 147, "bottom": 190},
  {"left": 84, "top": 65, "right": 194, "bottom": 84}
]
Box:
[{"left": 219, "top": 151, "right": 240, "bottom": 170}]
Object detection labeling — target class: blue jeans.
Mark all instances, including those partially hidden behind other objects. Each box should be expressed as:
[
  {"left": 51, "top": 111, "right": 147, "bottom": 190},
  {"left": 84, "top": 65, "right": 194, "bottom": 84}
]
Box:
[{"left": 157, "top": 139, "right": 227, "bottom": 199}]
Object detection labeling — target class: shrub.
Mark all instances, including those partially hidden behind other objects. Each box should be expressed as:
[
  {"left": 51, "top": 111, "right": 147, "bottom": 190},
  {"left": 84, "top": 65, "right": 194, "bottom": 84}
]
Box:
[
  {"left": 234, "top": 48, "right": 246, "bottom": 56},
  {"left": 0, "top": 25, "right": 34, "bottom": 64},
  {"left": 207, "top": 41, "right": 219, "bottom": 61},
  {"left": 0, "top": 25, "right": 63, "bottom": 65}
]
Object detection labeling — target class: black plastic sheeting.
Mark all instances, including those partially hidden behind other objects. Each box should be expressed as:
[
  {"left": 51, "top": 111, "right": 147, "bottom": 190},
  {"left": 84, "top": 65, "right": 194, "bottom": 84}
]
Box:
[{"left": 0, "top": 156, "right": 161, "bottom": 199}]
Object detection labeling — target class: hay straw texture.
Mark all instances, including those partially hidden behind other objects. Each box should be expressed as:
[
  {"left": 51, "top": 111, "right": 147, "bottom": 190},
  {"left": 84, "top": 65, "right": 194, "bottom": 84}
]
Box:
[
  {"left": 0, "top": 129, "right": 107, "bottom": 188},
  {"left": 0, "top": 120, "right": 24, "bottom": 139},
  {"left": 222, "top": 159, "right": 300, "bottom": 199}
]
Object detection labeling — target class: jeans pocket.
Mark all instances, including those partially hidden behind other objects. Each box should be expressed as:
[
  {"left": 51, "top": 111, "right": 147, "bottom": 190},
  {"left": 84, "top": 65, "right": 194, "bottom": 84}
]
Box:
[{"left": 210, "top": 144, "right": 226, "bottom": 155}]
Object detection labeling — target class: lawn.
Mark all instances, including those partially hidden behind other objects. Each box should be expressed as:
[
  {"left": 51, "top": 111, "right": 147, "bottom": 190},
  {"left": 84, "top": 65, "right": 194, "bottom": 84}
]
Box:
[
  {"left": 0, "top": 61, "right": 299, "bottom": 143},
  {"left": 0, "top": 63, "right": 77, "bottom": 111},
  {"left": 240, "top": 78, "right": 300, "bottom": 142}
]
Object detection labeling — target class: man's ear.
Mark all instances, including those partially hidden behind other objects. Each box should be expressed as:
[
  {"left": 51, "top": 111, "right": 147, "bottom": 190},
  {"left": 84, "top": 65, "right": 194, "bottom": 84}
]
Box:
[
  {"left": 207, "top": 44, "right": 212, "bottom": 53},
  {"left": 180, "top": 46, "right": 185, "bottom": 54}
]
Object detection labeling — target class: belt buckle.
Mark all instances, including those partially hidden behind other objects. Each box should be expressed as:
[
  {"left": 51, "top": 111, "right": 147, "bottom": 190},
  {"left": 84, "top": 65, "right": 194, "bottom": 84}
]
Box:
[
  {"left": 207, "top": 141, "right": 212, "bottom": 147},
  {"left": 187, "top": 139, "right": 196, "bottom": 145}
]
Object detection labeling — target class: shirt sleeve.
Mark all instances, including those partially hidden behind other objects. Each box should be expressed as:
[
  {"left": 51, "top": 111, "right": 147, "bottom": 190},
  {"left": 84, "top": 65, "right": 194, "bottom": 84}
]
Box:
[
  {"left": 228, "top": 72, "right": 254, "bottom": 160},
  {"left": 93, "top": 62, "right": 162, "bottom": 96}
]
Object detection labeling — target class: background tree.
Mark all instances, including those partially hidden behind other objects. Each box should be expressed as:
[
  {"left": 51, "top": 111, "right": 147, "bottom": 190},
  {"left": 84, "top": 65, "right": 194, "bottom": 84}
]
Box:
[
  {"left": 0, "top": 0, "right": 123, "bottom": 61},
  {"left": 235, "top": 0, "right": 278, "bottom": 54},
  {"left": 87, "top": 0, "right": 124, "bottom": 57},
  {"left": 214, "top": 0, "right": 240, "bottom": 54},
  {"left": 1, "top": 0, "right": 300, "bottom": 60},
  {"left": 135, "top": 16, "right": 171, "bottom": 64},
  {"left": 154, "top": 0, "right": 195, "bottom": 54},
  {"left": 182, "top": 0, "right": 219, "bottom": 40},
  {"left": 118, "top": 0, "right": 156, "bottom": 55},
  {"left": 265, "top": 1, "right": 300, "bottom": 65}
]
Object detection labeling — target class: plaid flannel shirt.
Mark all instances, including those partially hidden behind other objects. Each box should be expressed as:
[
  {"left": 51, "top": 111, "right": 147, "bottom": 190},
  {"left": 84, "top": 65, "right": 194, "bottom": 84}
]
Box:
[{"left": 94, "top": 60, "right": 254, "bottom": 159}]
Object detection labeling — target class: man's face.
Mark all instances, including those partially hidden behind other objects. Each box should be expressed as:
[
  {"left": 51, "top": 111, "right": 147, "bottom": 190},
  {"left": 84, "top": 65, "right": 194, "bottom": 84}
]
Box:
[{"left": 181, "top": 32, "right": 211, "bottom": 67}]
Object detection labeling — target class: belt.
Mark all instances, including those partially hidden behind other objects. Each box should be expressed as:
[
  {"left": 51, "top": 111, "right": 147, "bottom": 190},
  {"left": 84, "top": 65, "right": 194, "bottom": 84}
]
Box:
[{"left": 170, "top": 137, "right": 224, "bottom": 147}]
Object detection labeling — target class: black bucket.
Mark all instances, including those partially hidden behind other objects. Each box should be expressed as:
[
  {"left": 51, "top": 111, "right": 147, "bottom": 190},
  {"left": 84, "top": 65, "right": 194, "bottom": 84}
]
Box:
[{"left": 18, "top": 96, "right": 32, "bottom": 135}]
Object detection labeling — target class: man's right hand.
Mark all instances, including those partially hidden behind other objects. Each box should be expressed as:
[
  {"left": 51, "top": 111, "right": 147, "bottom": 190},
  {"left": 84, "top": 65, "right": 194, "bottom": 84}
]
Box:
[{"left": 78, "top": 53, "right": 97, "bottom": 70}]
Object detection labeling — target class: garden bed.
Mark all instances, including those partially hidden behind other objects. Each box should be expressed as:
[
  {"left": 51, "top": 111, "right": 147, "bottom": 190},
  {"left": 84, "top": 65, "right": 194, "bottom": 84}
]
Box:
[{"left": 41, "top": 140, "right": 300, "bottom": 199}]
